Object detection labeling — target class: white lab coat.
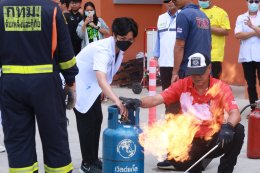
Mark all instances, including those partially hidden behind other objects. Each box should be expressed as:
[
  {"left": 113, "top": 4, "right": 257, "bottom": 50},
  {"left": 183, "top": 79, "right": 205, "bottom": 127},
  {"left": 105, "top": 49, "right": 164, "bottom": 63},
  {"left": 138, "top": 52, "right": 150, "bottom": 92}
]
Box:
[
  {"left": 235, "top": 11, "right": 260, "bottom": 63},
  {"left": 75, "top": 36, "right": 124, "bottom": 113}
]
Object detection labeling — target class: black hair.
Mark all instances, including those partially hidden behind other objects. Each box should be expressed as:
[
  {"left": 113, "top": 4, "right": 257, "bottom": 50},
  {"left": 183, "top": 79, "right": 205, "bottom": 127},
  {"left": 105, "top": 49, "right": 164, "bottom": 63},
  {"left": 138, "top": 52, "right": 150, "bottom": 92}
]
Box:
[
  {"left": 112, "top": 17, "right": 138, "bottom": 38},
  {"left": 60, "top": 0, "right": 70, "bottom": 8},
  {"left": 83, "top": 1, "right": 98, "bottom": 25},
  {"left": 70, "top": 0, "right": 82, "bottom": 3}
]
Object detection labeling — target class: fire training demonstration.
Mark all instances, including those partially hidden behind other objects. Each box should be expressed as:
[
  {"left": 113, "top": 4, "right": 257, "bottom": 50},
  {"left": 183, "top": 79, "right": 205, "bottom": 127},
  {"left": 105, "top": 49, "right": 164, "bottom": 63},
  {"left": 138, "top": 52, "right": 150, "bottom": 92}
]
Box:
[{"left": 0, "top": 0, "right": 260, "bottom": 173}]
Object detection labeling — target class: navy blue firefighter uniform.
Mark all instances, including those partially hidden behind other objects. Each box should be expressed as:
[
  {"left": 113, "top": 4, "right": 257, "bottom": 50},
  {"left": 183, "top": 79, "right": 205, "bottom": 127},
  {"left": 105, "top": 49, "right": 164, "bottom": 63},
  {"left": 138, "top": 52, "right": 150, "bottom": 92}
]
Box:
[{"left": 0, "top": 0, "right": 78, "bottom": 173}]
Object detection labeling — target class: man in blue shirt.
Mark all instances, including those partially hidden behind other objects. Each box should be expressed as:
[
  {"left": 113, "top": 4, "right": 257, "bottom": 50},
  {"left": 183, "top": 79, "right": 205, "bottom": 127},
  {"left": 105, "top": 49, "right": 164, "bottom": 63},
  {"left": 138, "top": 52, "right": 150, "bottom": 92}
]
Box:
[{"left": 171, "top": 0, "right": 211, "bottom": 82}]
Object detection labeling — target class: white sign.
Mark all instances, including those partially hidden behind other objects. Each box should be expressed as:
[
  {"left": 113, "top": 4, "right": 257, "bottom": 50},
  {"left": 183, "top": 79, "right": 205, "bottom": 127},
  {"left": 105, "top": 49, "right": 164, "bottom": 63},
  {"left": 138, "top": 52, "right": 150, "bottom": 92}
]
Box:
[{"left": 115, "top": 164, "right": 138, "bottom": 172}]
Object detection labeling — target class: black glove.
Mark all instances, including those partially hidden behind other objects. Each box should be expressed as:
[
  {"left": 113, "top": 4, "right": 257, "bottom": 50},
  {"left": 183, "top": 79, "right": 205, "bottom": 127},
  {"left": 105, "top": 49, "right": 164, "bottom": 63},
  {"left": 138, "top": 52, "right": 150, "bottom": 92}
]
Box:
[
  {"left": 64, "top": 85, "right": 76, "bottom": 110},
  {"left": 217, "top": 123, "right": 235, "bottom": 147},
  {"left": 119, "top": 97, "right": 141, "bottom": 110}
]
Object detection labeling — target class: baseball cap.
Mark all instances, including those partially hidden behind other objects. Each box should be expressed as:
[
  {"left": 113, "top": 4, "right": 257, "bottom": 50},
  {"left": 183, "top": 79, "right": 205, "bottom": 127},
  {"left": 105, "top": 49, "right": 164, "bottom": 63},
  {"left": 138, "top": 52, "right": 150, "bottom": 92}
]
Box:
[{"left": 185, "top": 53, "right": 211, "bottom": 76}]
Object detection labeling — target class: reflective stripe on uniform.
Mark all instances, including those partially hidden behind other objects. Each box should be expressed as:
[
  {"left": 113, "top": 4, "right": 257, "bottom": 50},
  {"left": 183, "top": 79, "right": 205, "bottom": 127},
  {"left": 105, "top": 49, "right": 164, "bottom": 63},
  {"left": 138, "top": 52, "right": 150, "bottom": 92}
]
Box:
[
  {"left": 44, "top": 163, "right": 73, "bottom": 173},
  {"left": 59, "top": 57, "right": 76, "bottom": 70},
  {"left": 9, "top": 162, "right": 38, "bottom": 173},
  {"left": 2, "top": 64, "right": 53, "bottom": 74},
  {"left": 52, "top": 7, "right": 57, "bottom": 59}
]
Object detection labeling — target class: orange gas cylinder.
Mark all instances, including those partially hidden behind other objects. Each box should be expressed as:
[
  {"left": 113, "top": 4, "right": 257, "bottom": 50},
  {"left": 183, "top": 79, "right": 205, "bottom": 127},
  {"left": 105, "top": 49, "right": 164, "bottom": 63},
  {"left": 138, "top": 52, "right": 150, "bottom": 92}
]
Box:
[{"left": 247, "top": 100, "right": 260, "bottom": 159}]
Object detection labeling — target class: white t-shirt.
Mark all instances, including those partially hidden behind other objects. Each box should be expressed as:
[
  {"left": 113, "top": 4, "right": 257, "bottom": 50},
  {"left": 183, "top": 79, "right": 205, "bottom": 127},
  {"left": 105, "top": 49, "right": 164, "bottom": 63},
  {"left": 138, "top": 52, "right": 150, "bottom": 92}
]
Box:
[
  {"left": 235, "top": 11, "right": 260, "bottom": 62},
  {"left": 75, "top": 37, "right": 124, "bottom": 113}
]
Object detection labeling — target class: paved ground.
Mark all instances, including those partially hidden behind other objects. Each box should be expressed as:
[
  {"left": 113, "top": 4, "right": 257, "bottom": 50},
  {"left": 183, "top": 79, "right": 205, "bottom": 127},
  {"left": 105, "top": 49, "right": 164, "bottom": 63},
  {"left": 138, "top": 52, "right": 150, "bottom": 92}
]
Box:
[{"left": 0, "top": 85, "right": 260, "bottom": 173}]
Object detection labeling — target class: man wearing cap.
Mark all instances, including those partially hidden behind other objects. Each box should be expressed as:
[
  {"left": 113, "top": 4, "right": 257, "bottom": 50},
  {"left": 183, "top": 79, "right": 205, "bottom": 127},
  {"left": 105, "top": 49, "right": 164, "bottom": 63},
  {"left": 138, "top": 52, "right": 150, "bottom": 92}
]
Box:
[
  {"left": 171, "top": 0, "right": 211, "bottom": 82},
  {"left": 123, "top": 53, "right": 244, "bottom": 173}
]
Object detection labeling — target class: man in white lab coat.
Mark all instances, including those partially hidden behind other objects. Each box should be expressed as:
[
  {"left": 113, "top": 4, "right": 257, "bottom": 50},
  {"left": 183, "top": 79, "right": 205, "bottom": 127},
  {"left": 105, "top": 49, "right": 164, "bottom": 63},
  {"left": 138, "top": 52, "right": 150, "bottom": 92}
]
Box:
[{"left": 74, "top": 17, "right": 138, "bottom": 173}]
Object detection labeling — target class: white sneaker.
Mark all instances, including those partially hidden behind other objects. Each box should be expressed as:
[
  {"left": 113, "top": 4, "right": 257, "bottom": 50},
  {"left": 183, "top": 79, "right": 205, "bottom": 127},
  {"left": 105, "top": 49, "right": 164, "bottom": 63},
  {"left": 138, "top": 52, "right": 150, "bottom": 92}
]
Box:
[{"left": 0, "top": 144, "right": 5, "bottom": 153}]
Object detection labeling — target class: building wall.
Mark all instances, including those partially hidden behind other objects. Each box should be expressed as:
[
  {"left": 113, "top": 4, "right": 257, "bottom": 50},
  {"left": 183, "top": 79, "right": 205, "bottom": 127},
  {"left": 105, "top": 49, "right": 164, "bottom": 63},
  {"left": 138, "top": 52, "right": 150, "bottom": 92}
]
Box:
[{"left": 81, "top": 0, "right": 250, "bottom": 85}]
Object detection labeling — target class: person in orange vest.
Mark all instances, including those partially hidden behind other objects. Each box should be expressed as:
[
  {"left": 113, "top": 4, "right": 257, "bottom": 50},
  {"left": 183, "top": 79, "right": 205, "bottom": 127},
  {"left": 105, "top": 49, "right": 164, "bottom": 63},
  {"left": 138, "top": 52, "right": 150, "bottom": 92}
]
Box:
[{"left": 0, "top": 0, "right": 78, "bottom": 172}]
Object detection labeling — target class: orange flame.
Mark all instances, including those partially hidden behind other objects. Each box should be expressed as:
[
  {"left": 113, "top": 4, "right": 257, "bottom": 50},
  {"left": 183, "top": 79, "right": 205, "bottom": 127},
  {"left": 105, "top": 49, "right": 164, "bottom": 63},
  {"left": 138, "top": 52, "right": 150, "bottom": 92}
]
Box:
[
  {"left": 139, "top": 114, "right": 200, "bottom": 162},
  {"left": 139, "top": 83, "right": 224, "bottom": 162}
]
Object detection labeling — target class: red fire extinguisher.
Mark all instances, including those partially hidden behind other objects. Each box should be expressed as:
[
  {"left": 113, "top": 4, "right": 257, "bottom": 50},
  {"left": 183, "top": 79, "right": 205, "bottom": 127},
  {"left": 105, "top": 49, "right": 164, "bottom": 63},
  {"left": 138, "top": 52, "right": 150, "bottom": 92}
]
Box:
[{"left": 247, "top": 100, "right": 260, "bottom": 158}]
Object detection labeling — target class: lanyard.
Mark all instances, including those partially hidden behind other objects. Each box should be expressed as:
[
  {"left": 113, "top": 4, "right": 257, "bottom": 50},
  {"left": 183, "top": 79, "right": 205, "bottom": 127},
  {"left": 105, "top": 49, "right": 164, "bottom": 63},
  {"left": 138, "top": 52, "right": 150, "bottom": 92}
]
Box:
[{"left": 168, "top": 11, "right": 178, "bottom": 30}]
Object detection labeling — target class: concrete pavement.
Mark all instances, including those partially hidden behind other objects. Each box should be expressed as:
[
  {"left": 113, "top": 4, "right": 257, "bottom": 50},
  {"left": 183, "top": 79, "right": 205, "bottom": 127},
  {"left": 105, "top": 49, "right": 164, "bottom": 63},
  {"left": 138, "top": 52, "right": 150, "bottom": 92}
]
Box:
[{"left": 0, "top": 85, "right": 260, "bottom": 173}]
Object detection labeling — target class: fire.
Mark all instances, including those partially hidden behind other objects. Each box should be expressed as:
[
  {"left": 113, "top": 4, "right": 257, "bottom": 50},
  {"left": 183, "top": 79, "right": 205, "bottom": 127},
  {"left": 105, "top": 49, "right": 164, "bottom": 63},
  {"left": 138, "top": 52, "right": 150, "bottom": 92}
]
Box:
[
  {"left": 139, "top": 114, "right": 200, "bottom": 162},
  {"left": 206, "top": 81, "right": 221, "bottom": 97},
  {"left": 139, "top": 83, "right": 223, "bottom": 162}
]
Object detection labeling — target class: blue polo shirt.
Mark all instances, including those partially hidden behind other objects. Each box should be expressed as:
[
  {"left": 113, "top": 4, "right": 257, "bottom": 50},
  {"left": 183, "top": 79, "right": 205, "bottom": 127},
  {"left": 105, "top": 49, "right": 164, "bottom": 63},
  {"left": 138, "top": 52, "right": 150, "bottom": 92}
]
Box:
[{"left": 176, "top": 4, "right": 211, "bottom": 76}]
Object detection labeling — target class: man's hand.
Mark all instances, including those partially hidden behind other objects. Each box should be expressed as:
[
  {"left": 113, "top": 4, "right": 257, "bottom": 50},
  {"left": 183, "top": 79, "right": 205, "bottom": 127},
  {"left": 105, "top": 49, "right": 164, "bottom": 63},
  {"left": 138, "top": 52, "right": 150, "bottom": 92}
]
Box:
[
  {"left": 217, "top": 123, "right": 235, "bottom": 148},
  {"left": 151, "top": 57, "right": 159, "bottom": 69},
  {"left": 88, "top": 22, "right": 96, "bottom": 28},
  {"left": 119, "top": 97, "right": 142, "bottom": 110},
  {"left": 64, "top": 84, "right": 76, "bottom": 110},
  {"left": 244, "top": 17, "right": 253, "bottom": 29},
  {"left": 171, "top": 74, "right": 179, "bottom": 83}
]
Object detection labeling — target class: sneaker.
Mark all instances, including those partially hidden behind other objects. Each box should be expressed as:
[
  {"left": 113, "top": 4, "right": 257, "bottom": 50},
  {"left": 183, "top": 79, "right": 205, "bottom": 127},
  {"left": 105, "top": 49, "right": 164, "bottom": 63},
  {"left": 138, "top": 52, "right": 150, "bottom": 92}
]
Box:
[
  {"left": 79, "top": 162, "right": 102, "bottom": 173},
  {"left": 0, "top": 144, "right": 5, "bottom": 153},
  {"left": 157, "top": 159, "right": 176, "bottom": 170}
]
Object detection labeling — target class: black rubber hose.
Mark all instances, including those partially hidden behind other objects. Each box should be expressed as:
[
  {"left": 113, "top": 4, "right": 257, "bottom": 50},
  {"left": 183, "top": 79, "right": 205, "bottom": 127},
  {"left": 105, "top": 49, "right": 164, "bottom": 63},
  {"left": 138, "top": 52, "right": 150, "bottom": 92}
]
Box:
[{"left": 240, "top": 103, "right": 256, "bottom": 115}]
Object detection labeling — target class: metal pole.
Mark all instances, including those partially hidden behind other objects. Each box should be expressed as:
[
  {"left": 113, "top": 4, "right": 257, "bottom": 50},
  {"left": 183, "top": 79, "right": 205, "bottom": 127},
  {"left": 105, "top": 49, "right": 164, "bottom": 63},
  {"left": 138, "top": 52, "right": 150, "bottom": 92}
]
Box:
[{"left": 184, "top": 144, "right": 219, "bottom": 173}]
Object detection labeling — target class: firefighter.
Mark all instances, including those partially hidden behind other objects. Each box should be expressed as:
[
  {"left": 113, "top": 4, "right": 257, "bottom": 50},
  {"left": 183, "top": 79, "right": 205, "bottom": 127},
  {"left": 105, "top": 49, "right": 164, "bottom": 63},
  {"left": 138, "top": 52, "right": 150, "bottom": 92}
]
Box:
[{"left": 0, "top": 0, "right": 78, "bottom": 173}]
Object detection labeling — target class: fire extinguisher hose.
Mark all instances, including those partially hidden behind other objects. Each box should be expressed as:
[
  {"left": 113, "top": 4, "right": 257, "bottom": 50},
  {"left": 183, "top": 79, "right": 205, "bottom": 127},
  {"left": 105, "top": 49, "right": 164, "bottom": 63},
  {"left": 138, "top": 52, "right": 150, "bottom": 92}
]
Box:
[{"left": 240, "top": 103, "right": 256, "bottom": 115}]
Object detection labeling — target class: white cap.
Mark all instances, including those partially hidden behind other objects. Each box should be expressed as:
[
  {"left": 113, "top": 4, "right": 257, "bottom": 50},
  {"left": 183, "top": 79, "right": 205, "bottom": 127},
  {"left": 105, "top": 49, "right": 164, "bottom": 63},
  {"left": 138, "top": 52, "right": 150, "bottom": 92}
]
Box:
[{"left": 185, "top": 53, "right": 210, "bottom": 76}]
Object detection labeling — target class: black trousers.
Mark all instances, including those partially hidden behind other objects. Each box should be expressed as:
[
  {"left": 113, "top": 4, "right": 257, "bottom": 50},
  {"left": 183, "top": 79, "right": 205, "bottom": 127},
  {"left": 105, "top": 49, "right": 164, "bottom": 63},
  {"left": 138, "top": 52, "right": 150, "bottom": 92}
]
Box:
[
  {"left": 170, "top": 123, "right": 245, "bottom": 173},
  {"left": 242, "top": 61, "right": 260, "bottom": 108},
  {"left": 73, "top": 95, "right": 103, "bottom": 165},
  {"left": 1, "top": 74, "right": 72, "bottom": 172},
  {"left": 160, "top": 67, "right": 180, "bottom": 114},
  {"left": 211, "top": 62, "right": 222, "bottom": 79}
]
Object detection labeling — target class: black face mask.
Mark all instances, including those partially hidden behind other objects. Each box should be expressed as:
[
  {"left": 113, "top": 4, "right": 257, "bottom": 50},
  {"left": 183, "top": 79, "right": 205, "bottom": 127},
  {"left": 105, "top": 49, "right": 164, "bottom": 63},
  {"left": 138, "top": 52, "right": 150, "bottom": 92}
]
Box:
[{"left": 116, "top": 40, "right": 132, "bottom": 51}]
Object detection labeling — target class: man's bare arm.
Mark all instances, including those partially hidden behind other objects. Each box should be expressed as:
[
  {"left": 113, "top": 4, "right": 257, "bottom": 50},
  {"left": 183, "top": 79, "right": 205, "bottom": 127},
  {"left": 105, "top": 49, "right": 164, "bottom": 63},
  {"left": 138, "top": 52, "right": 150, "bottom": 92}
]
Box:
[
  {"left": 171, "top": 39, "right": 185, "bottom": 83},
  {"left": 141, "top": 94, "right": 164, "bottom": 108}
]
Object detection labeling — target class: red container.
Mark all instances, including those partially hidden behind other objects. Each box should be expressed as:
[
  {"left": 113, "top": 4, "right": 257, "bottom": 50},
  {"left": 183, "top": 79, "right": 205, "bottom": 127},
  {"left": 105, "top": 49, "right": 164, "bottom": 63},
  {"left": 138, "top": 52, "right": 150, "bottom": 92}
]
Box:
[{"left": 247, "top": 108, "right": 260, "bottom": 159}]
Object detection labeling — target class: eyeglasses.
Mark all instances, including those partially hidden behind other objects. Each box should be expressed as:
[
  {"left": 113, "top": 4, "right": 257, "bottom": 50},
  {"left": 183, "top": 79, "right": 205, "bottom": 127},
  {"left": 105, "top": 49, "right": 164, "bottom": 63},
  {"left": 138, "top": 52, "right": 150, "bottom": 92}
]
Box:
[{"left": 248, "top": 0, "right": 259, "bottom": 3}]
